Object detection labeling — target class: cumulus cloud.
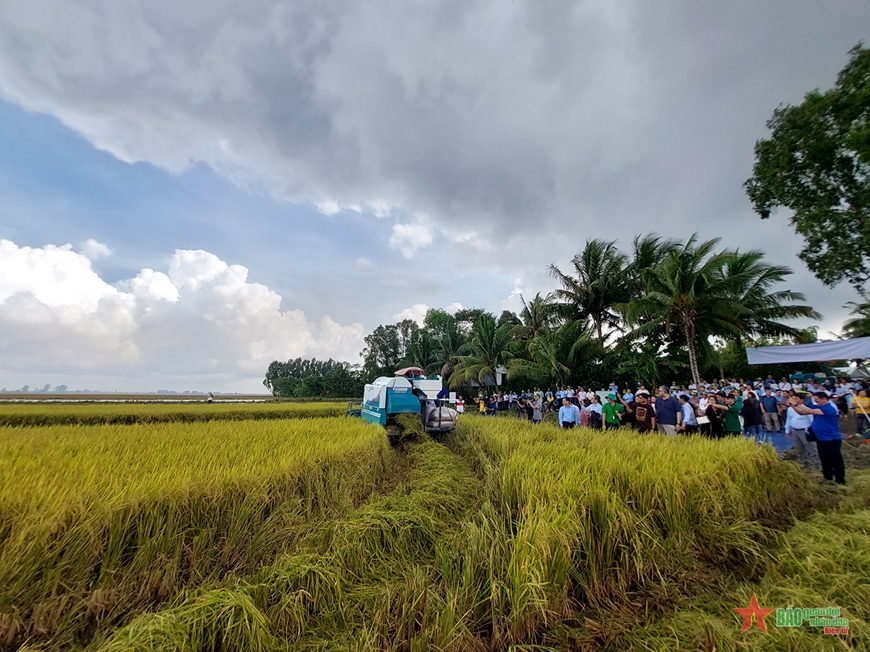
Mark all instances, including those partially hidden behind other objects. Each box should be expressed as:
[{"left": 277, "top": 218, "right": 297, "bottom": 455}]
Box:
[
  {"left": 0, "top": 239, "right": 365, "bottom": 386},
  {"left": 392, "top": 303, "right": 430, "bottom": 325},
  {"left": 79, "top": 239, "right": 112, "bottom": 260},
  {"left": 389, "top": 222, "right": 435, "bottom": 258}
]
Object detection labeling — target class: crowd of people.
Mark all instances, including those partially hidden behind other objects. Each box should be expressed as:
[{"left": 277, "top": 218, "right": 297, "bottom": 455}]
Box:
[{"left": 467, "top": 374, "right": 870, "bottom": 486}]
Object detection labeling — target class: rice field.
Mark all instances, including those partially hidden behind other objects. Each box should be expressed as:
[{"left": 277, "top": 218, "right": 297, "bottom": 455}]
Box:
[
  {"left": 1, "top": 411, "right": 866, "bottom": 650},
  {"left": 0, "top": 401, "right": 344, "bottom": 427}
]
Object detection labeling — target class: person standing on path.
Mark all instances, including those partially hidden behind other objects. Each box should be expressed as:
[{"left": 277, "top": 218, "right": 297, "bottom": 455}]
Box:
[
  {"left": 792, "top": 392, "right": 846, "bottom": 485},
  {"left": 654, "top": 385, "right": 681, "bottom": 436},
  {"left": 760, "top": 387, "right": 782, "bottom": 433},
  {"left": 741, "top": 391, "right": 766, "bottom": 444},
  {"left": 585, "top": 395, "right": 603, "bottom": 430},
  {"left": 625, "top": 390, "right": 656, "bottom": 433},
  {"left": 783, "top": 395, "right": 821, "bottom": 471},
  {"left": 558, "top": 397, "right": 580, "bottom": 429}
]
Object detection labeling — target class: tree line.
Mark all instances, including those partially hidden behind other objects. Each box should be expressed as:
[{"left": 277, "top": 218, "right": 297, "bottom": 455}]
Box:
[{"left": 264, "top": 234, "right": 823, "bottom": 396}]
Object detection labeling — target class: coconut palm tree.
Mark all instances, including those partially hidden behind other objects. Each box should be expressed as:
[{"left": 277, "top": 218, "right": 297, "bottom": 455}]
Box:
[
  {"left": 626, "top": 236, "right": 819, "bottom": 387},
  {"left": 843, "top": 300, "right": 870, "bottom": 338},
  {"left": 405, "top": 329, "right": 439, "bottom": 375},
  {"left": 549, "top": 239, "right": 629, "bottom": 342},
  {"left": 625, "top": 236, "right": 746, "bottom": 388},
  {"left": 625, "top": 233, "right": 681, "bottom": 299},
  {"left": 719, "top": 250, "right": 821, "bottom": 341},
  {"left": 509, "top": 320, "right": 601, "bottom": 387},
  {"left": 516, "top": 292, "right": 556, "bottom": 340},
  {"left": 448, "top": 314, "right": 516, "bottom": 389}
]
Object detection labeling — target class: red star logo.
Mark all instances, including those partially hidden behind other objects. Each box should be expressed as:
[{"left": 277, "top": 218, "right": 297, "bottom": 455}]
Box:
[{"left": 734, "top": 594, "right": 775, "bottom": 633}]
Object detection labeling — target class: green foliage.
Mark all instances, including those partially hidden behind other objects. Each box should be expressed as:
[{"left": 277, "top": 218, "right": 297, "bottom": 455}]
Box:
[
  {"left": 843, "top": 299, "right": 870, "bottom": 338},
  {"left": 549, "top": 238, "right": 629, "bottom": 341},
  {"left": 625, "top": 235, "right": 818, "bottom": 386},
  {"left": 263, "top": 357, "right": 363, "bottom": 397},
  {"left": 746, "top": 43, "right": 870, "bottom": 291},
  {"left": 361, "top": 320, "right": 420, "bottom": 381},
  {"left": 448, "top": 314, "right": 517, "bottom": 389}
]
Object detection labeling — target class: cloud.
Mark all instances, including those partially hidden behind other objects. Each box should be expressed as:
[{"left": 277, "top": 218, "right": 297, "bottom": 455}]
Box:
[
  {"left": 0, "top": 0, "right": 863, "bottom": 338},
  {"left": 79, "top": 238, "right": 112, "bottom": 260},
  {"left": 1, "top": 0, "right": 862, "bottom": 280},
  {"left": 0, "top": 239, "right": 365, "bottom": 388},
  {"left": 392, "top": 303, "right": 430, "bottom": 325},
  {"left": 389, "top": 222, "right": 434, "bottom": 258}
]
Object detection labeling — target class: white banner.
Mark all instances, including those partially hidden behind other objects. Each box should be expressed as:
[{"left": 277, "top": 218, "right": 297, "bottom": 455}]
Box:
[{"left": 746, "top": 337, "right": 870, "bottom": 365}]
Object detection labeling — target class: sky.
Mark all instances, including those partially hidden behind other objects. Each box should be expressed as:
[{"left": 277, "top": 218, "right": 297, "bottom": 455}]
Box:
[{"left": 0, "top": 0, "right": 867, "bottom": 393}]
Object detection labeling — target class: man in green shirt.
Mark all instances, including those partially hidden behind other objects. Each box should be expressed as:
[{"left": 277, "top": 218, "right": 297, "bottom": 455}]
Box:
[
  {"left": 711, "top": 394, "right": 742, "bottom": 435},
  {"left": 603, "top": 393, "right": 624, "bottom": 430}
]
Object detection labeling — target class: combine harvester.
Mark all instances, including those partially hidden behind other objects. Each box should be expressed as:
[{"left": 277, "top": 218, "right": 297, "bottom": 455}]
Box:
[{"left": 347, "top": 367, "right": 458, "bottom": 444}]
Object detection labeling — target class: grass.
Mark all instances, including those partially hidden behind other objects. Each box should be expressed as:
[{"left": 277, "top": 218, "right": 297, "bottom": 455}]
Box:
[
  {"left": 3, "top": 412, "right": 864, "bottom": 651},
  {"left": 0, "top": 401, "right": 344, "bottom": 427}
]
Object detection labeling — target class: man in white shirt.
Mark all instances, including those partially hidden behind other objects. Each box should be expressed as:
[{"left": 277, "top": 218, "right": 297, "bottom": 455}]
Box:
[
  {"left": 784, "top": 395, "right": 821, "bottom": 470},
  {"left": 779, "top": 378, "right": 793, "bottom": 392}
]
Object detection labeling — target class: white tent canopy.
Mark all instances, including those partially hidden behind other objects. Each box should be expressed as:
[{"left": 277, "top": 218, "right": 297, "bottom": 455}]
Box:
[{"left": 746, "top": 337, "right": 870, "bottom": 365}]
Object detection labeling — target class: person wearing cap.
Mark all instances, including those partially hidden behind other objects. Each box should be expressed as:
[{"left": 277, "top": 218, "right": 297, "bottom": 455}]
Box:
[
  {"left": 792, "top": 392, "right": 845, "bottom": 484},
  {"left": 558, "top": 396, "right": 581, "bottom": 429},
  {"left": 779, "top": 377, "right": 793, "bottom": 392},
  {"left": 602, "top": 393, "right": 624, "bottom": 430},
  {"left": 654, "top": 385, "right": 682, "bottom": 435}
]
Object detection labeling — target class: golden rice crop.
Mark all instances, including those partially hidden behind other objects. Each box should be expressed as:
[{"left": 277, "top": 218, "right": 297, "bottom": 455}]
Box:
[
  {"left": 0, "top": 417, "right": 389, "bottom": 649},
  {"left": 0, "top": 400, "right": 344, "bottom": 427},
  {"left": 66, "top": 415, "right": 816, "bottom": 652},
  {"left": 452, "top": 416, "right": 809, "bottom": 646}
]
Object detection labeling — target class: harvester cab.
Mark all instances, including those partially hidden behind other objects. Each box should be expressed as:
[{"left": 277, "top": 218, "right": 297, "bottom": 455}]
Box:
[{"left": 346, "top": 367, "right": 458, "bottom": 444}]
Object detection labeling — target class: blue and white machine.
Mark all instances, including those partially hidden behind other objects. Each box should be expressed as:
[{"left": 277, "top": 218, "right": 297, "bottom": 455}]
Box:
[{"left": 349, "top": 367, "right": 457, "bottom": 443}]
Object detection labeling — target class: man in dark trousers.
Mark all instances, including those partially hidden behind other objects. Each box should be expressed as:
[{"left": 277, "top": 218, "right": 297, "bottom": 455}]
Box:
[{"left": 792, "top": 392, "right": 846, "bottom": 485}]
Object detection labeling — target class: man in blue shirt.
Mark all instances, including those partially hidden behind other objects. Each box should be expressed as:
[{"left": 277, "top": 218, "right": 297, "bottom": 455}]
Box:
[
  {"left": 792, "top": 392, "right": 845, "bottom": 484},
  {"left": 558, "top": 397, "right": 581, "bottom": 429},
  {"left": 759, "top": 388, "right": 781, "bottom": 433},
  {"left": 655, "top": 385, "right": 682, "bottom": 436}
]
